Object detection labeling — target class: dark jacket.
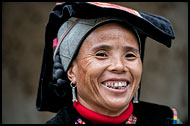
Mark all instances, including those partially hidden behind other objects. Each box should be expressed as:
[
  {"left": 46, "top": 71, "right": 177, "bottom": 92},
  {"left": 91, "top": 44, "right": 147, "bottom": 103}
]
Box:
[{"left": 46, "top": 101, "right": 174, "bottom": 125}]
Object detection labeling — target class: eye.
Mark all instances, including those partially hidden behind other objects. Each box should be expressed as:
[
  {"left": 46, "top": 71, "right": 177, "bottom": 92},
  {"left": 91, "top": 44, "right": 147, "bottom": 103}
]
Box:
[
  {"left": 96, "top": 52, "right": 108, "bottom": 57},
  {"left": 95, "top": 50, "right": 108, "bottom": 59},
  {"left": 125, "top": 54, "right": 135, "bottom": 57},
  {"left": 125, "top": 53, "right": 137, "bottom": 60}
]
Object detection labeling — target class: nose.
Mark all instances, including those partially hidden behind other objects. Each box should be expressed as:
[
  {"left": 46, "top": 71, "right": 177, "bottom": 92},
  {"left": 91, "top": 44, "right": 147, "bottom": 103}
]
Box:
[{"left": 108, "top": 57, "right": 127, "bottom": 74}]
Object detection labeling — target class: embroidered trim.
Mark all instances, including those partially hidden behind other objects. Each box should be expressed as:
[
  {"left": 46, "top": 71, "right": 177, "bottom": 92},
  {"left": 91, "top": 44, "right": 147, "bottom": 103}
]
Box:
[
  {"left": 87, "top": 2, "right": 142, "bottom": 18},
  {"left": 53, "top": 38, "right": 58, "bottom": 48},
  {"left": 125, "top": 114, "right": 137, "bottom": 124},
  {"left": 172, "top": 108, "right": 178, "bottom": 124},
  {"left": 75, "top": 118, "right": 86, "bottom": 124}
]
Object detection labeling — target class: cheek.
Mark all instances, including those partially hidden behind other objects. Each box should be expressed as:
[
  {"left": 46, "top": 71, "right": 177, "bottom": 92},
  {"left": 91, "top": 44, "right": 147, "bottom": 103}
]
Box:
[
  {"left": 75, "top": 59, "right": 110, "bottom": 105},
  {"left": 136, "top": 60, "right": 143, "bottom": 79},
  {"left": 127, "top": 59, "right": 142, "bottom": 84},
  {"left": 135, "top": 62, "right": 142, "bottom": 85},
  {"left": 75, "top": 59, "right": 106, "bottom": 93},
  {"left": 77, "top": 59, "right": 108, "bottom": 81}
]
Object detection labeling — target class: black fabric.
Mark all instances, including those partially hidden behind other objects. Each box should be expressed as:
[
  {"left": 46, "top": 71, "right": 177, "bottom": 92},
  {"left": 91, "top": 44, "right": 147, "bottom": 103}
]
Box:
[
  {"left": 133, "top": 101, "right": 173, "bottom": 125},
  {"left": 36, "top": 2, "right": 175, "bottom": 112},
  {"left": 46, "top": 101, "right": 174, "bottom": 124}
]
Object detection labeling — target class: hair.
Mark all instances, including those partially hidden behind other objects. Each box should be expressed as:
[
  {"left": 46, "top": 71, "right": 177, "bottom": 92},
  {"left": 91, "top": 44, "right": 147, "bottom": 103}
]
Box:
[{"left": 47, "top": 47, "right": 72, "bottom": 107}]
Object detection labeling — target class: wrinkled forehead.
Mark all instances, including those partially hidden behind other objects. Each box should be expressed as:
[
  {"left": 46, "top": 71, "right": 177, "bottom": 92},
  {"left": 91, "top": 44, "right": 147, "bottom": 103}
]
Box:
[
  {"left": 83, "top": 22, "right": 140, "bottom": 48},
  {"left": 57, "top": 17, "right": 141, "bottom": 72}
]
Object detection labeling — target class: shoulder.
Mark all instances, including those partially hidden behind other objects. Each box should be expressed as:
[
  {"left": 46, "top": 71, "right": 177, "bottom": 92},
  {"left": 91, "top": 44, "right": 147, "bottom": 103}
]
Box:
[
  {"left": 46, "top": 108, "right": 67, "bottom": 124},
  {"left": 46, "top": 105, "right": 77, "bottom": 124},
  {"left": 133, "top": 101, "right": 174, "bottom": 124}
]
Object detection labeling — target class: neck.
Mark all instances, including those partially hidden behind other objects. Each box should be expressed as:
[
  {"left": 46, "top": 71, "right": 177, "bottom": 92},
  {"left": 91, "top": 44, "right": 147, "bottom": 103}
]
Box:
[
  {"left": 73, "top": 101, "right": 133, "bottom": 124},
  {"left": 83, "top": 101, "right": 129, "bottom": 117},
  {"left": 77, "top": 96, "right": 129, "bottom": 117}
]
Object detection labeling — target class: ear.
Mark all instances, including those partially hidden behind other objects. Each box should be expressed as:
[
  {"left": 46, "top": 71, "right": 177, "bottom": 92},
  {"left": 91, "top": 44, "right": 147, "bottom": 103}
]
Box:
[{"left": 67, "top": 61, "right": 77, "bottom": 84}]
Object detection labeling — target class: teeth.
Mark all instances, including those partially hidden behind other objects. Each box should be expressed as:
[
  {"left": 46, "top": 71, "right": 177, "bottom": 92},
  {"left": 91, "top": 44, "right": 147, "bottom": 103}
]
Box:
[
  {"left": 102, "top": 81, "right": 128, "bottom": 89},
  {"left": 119, "top": 82, "right": 122, "bottom": 87},
  {"left": 108, "top": 81, "right": 111, "bottom": 87},
  {"left": 114, "top": 82, "right": 118, "bottom": 87},
  {"left": 110, "top": 82, "right": 113, "bottom": 87}
]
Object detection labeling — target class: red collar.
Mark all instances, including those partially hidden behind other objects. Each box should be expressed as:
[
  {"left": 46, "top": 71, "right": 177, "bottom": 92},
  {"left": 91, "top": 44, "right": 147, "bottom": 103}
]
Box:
[{"left": 73, "top": 101, "right": 133, "bottom": 124}]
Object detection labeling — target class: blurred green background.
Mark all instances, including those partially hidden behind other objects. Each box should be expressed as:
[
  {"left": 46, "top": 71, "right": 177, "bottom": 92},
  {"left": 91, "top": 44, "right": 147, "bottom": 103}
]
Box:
[{"left": 2, "top": 2, "right": 188, "bottom": 124}]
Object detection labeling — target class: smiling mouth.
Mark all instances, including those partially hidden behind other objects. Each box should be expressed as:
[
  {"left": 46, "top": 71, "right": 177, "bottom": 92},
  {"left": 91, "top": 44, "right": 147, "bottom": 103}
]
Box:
[{"left": 101, "top": 81, "right": 129, "bottom": 90}]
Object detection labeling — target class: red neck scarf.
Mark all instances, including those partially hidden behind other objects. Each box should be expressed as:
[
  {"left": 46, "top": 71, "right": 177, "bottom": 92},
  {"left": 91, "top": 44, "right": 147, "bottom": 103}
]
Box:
[{"left": 73, "top": 101, "right": 133, "bottom": 124}]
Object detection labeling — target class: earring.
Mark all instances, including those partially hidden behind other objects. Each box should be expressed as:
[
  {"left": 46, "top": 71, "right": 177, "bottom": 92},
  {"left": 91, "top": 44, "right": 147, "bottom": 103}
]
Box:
[
  {"left": 70, "top": 82, "right": 78, "bottom": 102},
  {"left": 133, "top": 90, "right": 139, "bottom": 103}
]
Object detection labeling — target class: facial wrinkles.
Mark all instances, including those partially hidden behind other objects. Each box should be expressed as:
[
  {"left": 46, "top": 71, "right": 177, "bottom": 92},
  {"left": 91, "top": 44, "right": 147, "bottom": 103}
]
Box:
[
  {"left": 95, "top": 39, "right": 141, "bottom": 110},
  {"left": 93, "top": 41, "right": 138, "bottom": 83},
  {"left": 77, "top": 55, "right": 108, "bottom": 109},
  {"left": 88, "top": 26, "right": 136, "bottom": 99},
  {"left": 95, "top": 24, "right": 139, "bottom": 48},
  {"left": 76, "top": 43, "right": 115, "bottom": 110},
  {"left": 74, "top": 23, "right": 142, "bottom": 115}
]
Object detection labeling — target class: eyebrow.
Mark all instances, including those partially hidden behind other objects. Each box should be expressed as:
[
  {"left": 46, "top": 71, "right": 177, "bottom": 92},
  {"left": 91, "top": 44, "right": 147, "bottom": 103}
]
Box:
[
  {"left": 92, "top": 45, "right": 113, "bottom": 52},
  {"left": 92, "top": 44, "right": 139, "bottom": 53},
  {"left": 124, "top": 46, "right": 139, "bottom": 54}
]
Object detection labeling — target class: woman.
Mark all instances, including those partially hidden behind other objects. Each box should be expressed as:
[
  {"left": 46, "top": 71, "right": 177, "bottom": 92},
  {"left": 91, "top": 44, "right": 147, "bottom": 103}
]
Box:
[{"left": 36, "top": 2, "right": 181, "bottom": 124}]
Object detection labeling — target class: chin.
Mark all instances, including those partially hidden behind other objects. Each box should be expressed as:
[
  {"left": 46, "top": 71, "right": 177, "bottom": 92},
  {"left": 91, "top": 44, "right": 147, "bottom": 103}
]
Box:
[{"left": 104, "top": 97, "right": 131, "bottom": 111}]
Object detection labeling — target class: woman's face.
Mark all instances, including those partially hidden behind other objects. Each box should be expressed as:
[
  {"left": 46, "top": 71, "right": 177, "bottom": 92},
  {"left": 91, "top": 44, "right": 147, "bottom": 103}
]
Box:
[{"left": 68, "top": 23, "right": 142, "bottom": 116}]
